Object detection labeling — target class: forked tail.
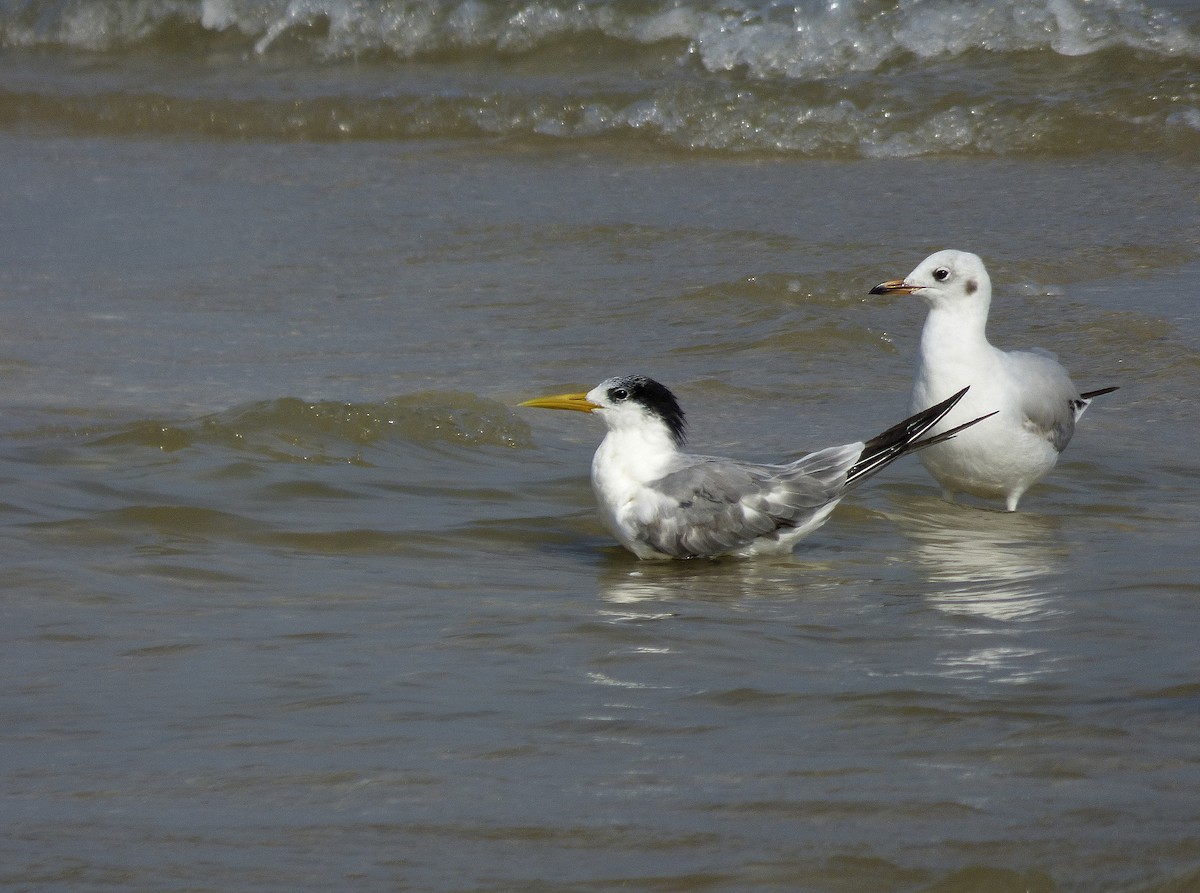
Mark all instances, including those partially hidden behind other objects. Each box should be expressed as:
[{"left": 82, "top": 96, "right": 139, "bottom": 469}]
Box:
[{"left": 846, "top": 387, "right": 995, "bottom": 487}]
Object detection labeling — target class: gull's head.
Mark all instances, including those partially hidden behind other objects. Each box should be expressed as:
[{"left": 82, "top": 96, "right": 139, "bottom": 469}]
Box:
[
  {"left": 870, "top": 249, "right": 991, "bottom": 312},
  {"left": 521, "top": 374, "right": 687, "bottom": 447}
]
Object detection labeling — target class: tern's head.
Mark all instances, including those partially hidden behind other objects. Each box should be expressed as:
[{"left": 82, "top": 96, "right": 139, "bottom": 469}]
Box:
[
  {"left": 870, "top": 249, "right": 991, "bottom": 313},
  {"left": 521, "top": 374, "right": 687, "bottom": 447}
]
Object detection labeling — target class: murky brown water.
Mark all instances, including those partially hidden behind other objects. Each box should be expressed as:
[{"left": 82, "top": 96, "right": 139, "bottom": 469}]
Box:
[{"left": 2, "top": 2, "right": 1199, "bottom": 887}]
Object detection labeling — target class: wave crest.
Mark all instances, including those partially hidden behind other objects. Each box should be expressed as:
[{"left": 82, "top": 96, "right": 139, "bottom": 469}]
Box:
[
  {"left": 3, "top": 0, "right": 1195, "bottom": 64},
  {"left": 1, "top": 0, "right": 1196, "bottom": 157},
  {"left": 83, "top": 393, "right": 531, "bottom": 464}
]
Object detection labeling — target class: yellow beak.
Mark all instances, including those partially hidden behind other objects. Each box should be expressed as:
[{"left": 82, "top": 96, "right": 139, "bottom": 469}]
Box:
[
  {"left": 869, "top": 278, "right": 919, "bottom": 296},
  {"left": 519, "top": 391, "right": 600, "bottom": 413}
]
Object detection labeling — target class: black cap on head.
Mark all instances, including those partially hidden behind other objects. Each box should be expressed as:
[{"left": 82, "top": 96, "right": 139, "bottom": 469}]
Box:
[{"left": 602, "top": 375, "right": 687, "bottom": 447}]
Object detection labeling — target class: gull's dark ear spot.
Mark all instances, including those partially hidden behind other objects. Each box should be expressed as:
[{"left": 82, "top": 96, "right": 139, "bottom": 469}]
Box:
[{"left": 966, "top": 278, "right": 978, "bottom": 295}]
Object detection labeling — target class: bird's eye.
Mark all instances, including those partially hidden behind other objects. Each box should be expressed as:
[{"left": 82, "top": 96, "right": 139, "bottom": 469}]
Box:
[
  {"left": 610, "top": 387, "right": 629, "bottom": 401},
  {"left": 933, "top": 268, "right": 950, "bottom": 282}
]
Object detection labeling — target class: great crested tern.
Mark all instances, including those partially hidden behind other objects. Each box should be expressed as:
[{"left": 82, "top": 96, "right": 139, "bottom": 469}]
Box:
[
  {"left": 871, "top": 249, "right": 1118, "bottom": 511},
  {"left": 521, "top": 376, "right": 988, "bottom": 559}
]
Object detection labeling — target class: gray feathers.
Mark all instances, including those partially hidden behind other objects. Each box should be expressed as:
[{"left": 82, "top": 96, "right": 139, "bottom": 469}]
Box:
[
  {"left": 611, "top": 387, "right": 973, "bottom": 559},
  {"left": 637, "top": 445, "right": 861, "bottom": 557}
]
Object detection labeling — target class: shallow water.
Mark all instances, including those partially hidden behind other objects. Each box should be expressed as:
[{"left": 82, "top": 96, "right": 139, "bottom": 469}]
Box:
[{"left": 2, "top": 1, "right": 1200, "bottom": 890}]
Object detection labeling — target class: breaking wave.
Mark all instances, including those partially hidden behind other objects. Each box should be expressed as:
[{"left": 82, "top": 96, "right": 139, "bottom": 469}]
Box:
[{"left": 1, "top": 0, "right": 1197, "bottom": 156}]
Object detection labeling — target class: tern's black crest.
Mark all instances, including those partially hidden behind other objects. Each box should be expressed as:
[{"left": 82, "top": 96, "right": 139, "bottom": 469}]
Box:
[{"left": 607, "top": 375, "right": 688, "bottom": 447}]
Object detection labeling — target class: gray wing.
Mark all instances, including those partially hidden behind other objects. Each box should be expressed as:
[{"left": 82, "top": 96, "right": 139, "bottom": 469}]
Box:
[
  {"left": 636, "top": 444, "right": 863, "bottom": 558},
  {"left": 1004, "top": 349, "right": 1080, "bottom": 452}
]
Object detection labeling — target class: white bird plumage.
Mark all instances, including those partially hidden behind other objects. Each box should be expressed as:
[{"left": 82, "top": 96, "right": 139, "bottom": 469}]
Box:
[
  {"left": 871, "top": 249, "right": 1118, "bottom": 511},
  {"left": 521, "top": 375, "right": 988, "bottom": 559}
]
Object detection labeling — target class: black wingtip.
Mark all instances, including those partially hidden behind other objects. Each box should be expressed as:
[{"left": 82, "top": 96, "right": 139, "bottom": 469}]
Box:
[
  {"left": 911, "top": 410, "right": 998, "bottom": 450},
  {"left": 845, "top": 387, "right": 973, "bottom": 485},
  {"left": 1079, "top": 386, "right": 1119, "bottom": 400}
]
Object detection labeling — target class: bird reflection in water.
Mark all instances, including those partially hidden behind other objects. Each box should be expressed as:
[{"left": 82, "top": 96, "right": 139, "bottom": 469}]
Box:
[
  {"left": 889, "top": 494, "right": 1069, "bottom": 622},
  {"left": 886, "top": 494, "right": 1071, "bottom": 684},
  {"left": 594, "top": 550, "right": 849, "bottom": 607}
]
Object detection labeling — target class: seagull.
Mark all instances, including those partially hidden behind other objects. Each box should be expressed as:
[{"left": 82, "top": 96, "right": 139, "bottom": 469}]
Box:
[
  {"left": 520, "top": 376, "right": 989, "bottom": 560},
  {"left": 870, "top": 249, "right": 1118, "bottom": 511}
]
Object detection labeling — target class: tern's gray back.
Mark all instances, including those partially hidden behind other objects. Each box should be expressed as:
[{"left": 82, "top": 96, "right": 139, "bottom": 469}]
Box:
[{"left": 637, "top": 445, "right": 861, "bottom": 557}]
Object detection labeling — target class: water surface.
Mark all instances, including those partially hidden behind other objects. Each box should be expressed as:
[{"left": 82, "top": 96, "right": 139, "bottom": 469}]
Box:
[{"left": 2, "top": 1, "right": 1199, "bottom": 890}]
